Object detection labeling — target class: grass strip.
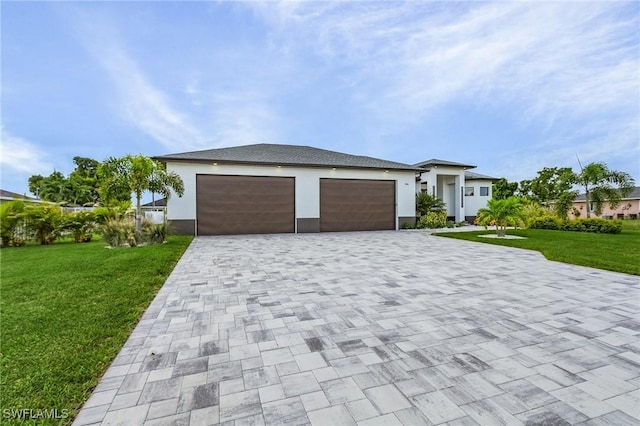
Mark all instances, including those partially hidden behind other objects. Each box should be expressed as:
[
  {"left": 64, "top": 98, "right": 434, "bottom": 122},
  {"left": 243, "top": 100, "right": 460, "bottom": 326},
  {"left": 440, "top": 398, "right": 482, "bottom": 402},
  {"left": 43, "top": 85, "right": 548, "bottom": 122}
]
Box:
[
  {"left": 0, "top": 235, "right": 193, "bottom": 424},
  {"left": 434, "top": 225, "right": 639, "bottom": 275}
]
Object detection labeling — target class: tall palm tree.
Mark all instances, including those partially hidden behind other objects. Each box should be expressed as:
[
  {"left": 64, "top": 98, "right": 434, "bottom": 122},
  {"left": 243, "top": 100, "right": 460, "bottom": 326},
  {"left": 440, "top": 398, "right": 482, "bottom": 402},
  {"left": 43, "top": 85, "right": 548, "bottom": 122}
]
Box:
[
  {"left": 574, "top": 162, "right": 635, "bottom": 218},
  {"left": 476, "top": 197, "right": 525, "bottom": 237},
  {"left": 99, "top": 155, "right": 185, "bottom": 231}
]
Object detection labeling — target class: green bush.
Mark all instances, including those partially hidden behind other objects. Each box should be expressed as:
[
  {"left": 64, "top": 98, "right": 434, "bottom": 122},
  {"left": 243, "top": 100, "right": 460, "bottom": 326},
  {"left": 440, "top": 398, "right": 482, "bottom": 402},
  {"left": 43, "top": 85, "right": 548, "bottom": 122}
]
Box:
[
  {"left": 416, "top": 192, "right": 445, "bottom": 216},
  {"left": 0, "top": 201, "right": 27, "bottom": 247},
  {"left": 22, "top": 204, "right": 63, "bottom": 245},
  {"left": 62, "top": 210, "right": 97, "bottom": 243},
  {"left": 417, "top": 211, "right": 447, "bottom": 229},
  {"left": 529, "top": 215, "right": 562, "bottom": 230},
  {"left": 401, "top": 222, "right": 416, "bottom": 229},
  {"left": 529, "top": 217, "right": 622, "bottom": 234},
  {"left": 522, "top": 201, "right": 552, "bottom": 227}
]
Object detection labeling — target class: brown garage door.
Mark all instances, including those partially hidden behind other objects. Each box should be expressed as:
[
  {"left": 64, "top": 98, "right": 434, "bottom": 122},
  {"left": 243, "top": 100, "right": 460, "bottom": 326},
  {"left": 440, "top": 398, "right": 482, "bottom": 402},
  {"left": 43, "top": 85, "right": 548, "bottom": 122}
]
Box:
[
  {"left": 196, "top": 175, "right": 295, "bottom": 235},
  {"left": 320, "top": 179, "right": 395, "bottom": 232}
]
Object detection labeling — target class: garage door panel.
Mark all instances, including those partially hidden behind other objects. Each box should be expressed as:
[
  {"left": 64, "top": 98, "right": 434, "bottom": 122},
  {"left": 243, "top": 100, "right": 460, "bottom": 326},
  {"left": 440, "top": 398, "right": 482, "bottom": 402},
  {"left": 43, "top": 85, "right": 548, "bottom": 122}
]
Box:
[
  {"left": 197, "top": 175, "right": 294, "bottom": 235},
  {"left": 320, "top": 179, "right": 395, "bottom": 232}
]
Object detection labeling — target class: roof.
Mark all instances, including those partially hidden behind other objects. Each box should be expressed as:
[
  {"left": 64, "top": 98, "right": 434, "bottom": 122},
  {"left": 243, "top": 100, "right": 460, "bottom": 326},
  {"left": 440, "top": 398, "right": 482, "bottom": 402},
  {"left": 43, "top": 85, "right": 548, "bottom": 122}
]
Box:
[
  {"left": 464, "top": 171, "right": 499, "bottom": 182},
  {"left": 574, "top": 186, "right": 640, "bottom": 201},
  {"left": 154, "top": 144, "right": 419, "bottom": 171},
  {"left": 142, "top": 198, "right": 167, "bottom": 207},
  {"left": 0, "top": 189, "right": 35, "bottom": 200},
  {"left": 413, "top": 158, "right": 476, "bottom": 169}
]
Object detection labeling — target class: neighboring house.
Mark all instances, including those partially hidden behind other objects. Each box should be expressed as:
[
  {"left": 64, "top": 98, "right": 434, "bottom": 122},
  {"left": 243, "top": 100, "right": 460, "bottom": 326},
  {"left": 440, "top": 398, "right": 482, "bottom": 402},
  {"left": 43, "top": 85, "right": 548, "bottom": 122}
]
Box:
[
  {"left": 0, "top": 189, "right": 39, "bottom": 204},
  {"left": 154, "top": 144, "right": 418, "bottom": 235},
  {"left": 414, "top": 159, "right": 498, "bottom": 222},
  {"left": 569, "top": 186, "right": 640, "bottom": 219}
]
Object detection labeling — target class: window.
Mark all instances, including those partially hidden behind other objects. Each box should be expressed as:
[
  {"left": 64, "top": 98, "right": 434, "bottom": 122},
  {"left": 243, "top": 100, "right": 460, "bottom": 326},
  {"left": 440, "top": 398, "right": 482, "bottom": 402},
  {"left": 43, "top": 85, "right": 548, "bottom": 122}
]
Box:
[
  {"left": 465, "top": 187, "right": 474, "bottom": 196},
  {"left": 480, "top": 187, "right": 489, "bottom": 196}
]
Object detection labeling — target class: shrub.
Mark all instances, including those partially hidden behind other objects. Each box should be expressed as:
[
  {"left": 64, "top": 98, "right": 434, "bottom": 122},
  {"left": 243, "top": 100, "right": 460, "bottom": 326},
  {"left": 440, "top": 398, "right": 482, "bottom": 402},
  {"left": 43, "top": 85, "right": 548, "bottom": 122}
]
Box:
[
  {"left": 529, "top": 217, "right": 622, "bottom": 234},
  {"left": 522, "top": 201, "right": 552, "bottom": 227},
  {"left": 416, "top": 192, "right": 445, "bottom": 216},
  {"left": 22, "top": 204, "right": 63, "bottom": 245},
  {"left": 101, "top": 218, "right": 139, "bottom": 247},
  {"left": 62, "top": 210, "right": 97, "bottom": 243},
  {"left": 529, "top": 215, "right": 562, "bottom": 230},
  {"left": 141, "top": 220, "right": 170, "bottom": 244},
  {"left": 0, "top": 201, "right": 27, "bottom": 247},
  {"left": 401, "top": 222, "right": 416, "bottom": 229},
  {"left": 417, "top": 211, "right": 447, "bottom": 229}
]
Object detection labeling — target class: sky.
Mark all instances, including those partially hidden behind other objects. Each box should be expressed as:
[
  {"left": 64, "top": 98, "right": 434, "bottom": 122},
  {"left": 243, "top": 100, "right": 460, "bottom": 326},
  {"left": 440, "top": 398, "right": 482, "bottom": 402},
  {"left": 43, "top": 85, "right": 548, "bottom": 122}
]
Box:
[{"left": 2, "top": 1, "right": 639, "bottom": 198}]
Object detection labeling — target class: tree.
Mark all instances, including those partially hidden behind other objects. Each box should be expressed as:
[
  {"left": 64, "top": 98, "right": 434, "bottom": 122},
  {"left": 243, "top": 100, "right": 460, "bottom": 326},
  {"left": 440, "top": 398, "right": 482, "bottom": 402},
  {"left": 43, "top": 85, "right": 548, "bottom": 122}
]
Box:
[
  {"left": 415, "top": 192, "right": 445, "bottom": 217},
  {"left": 28, "top": 175, "right": 44, "bottom": 199},
  {"left": 476, "top": 197, "right": 525, "bottom": 237},
  {"left": 69, "top": 156, "right": 101, "bottom": 204},
  {"left": 28, "top": 156, "right": 104, "bottom": 205},
  {"left": 574, "top": 162, "right": 635, "bottom": 218},
  {"left": 518, "top": 167, "right": 575, "bottom": 204},
  {"left": 37, "top": 171, "right": 70, "bottom": 203},
  {"left": 492, "top": 178, "right": 518, "bottom": 200},
  {"left": 98, "top": 154, "right": 184, "bottom": 231}
]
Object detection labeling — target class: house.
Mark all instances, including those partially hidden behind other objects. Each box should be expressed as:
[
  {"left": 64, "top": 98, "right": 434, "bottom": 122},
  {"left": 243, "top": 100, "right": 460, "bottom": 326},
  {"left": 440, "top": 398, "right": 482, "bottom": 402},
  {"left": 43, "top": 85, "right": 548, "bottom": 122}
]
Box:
[
  {"left": 154, "top": 144, "right": 419, "bottom": 235},
  {"left": 569, "top": 186, "right": 640, "bottom": 219},
  {"left": 414, "top": 160, "right": 498, "bottom": 222},
  {"left": 0, "top": 189, "right": 39, "bottom": 204}
]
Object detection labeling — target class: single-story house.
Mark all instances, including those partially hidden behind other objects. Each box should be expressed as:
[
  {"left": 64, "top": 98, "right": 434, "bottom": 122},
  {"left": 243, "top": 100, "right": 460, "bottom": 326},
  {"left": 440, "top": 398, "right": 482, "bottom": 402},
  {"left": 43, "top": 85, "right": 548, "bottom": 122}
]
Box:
[
  {"left": 414, "top": 160, "right": 498, "bottom": 222},
  {"left": 0, "top": 189, "right": 41, "bottom": 204},
  {"left": 569, "top": 186, "right": 640, "bottom": 219},
  {"left": 154, "top": 144, "right": 419, "bottom": 235}
]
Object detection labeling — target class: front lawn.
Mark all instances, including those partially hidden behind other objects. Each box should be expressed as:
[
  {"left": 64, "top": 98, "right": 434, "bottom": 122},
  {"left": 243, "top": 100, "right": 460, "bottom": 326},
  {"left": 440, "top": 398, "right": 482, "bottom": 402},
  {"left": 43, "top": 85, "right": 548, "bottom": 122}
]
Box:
[
  {"left": 0, "top": 236, "right": 193, "bottom": 424},
  {"left": 434, "top": 224, "right": 639, "bottom": 275}
]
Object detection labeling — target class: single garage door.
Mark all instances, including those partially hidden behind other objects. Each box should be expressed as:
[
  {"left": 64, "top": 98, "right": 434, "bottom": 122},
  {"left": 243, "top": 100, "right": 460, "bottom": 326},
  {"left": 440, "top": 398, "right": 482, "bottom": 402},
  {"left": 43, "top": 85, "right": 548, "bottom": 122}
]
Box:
[
  {"left": 196, "top": 175, "right": 295, "bottom": 235},
  {"left": 320, "top": 178, "right": 395, "bottom": 232}
]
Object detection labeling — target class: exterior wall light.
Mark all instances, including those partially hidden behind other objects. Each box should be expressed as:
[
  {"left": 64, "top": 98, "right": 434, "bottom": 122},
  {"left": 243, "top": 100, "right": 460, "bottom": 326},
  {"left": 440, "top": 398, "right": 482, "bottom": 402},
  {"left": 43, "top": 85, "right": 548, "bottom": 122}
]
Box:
[{"left": 213, "top": 162, "right": 218, "bottom": 166}]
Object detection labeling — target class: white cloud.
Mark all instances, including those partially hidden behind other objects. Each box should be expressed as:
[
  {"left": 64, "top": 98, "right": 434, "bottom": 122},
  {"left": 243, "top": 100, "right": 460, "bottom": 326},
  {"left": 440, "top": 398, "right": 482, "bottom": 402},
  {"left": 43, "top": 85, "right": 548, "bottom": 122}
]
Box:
[
  {"left": 68, "top": 13, "right": 208, "bottom": 152},
  {"left": 0, "top": 127, "right": 52, "bottom": 174},
  {"left": 248, "top": 1, "right": 639, "bottom": 177}
]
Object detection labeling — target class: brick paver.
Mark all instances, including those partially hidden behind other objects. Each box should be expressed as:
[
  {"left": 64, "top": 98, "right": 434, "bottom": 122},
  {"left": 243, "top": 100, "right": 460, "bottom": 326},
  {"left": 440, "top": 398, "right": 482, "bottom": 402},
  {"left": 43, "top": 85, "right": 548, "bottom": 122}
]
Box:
[{"left": 74, "top": 231, "right": 640, "bottom": 425}]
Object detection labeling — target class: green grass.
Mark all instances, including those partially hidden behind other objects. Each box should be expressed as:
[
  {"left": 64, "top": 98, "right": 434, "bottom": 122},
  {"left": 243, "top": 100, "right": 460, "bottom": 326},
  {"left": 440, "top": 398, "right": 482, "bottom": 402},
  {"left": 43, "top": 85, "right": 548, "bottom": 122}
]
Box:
[
  {"left": 435, "top": 222, "right": 640, "bottom": 275},
  {"left": 0, "top": 235, "right": 193, "bottom": 424}
]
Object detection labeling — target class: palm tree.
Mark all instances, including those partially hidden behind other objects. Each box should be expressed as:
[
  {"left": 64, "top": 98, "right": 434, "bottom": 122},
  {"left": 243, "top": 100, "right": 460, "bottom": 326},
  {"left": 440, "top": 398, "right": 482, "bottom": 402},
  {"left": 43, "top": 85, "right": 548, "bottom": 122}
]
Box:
[
  {"left": 99, "top": 155, "right": 185, "bottom": 231},
  {"left": 574, "top": 162, "right": 635, "bottom": 218},
  {"left": 476, "top": 197, "right": 525, "bottom": 237}
]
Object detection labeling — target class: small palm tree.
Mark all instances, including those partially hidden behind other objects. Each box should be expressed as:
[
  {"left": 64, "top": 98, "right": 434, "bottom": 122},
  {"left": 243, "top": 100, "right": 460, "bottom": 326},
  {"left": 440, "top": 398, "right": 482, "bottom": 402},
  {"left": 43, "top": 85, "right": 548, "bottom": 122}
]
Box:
[
  {"left": 99, "top": 155, "right": 185, "bottom": 231},
  {"left": 476, "top": 197, "right": 525, "bottom": 237}
]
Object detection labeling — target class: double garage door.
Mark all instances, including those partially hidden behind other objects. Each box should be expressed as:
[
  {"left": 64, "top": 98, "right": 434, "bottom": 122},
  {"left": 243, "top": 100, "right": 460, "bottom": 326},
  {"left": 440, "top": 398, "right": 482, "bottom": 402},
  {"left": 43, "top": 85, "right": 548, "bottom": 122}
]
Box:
[{"left": 196, "top": 175, "right": 395, "bottom": 235}]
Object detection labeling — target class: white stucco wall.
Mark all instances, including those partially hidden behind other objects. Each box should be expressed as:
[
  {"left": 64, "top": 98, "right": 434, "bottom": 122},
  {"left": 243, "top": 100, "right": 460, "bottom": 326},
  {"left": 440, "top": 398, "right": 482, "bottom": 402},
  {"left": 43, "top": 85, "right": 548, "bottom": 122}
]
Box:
[
  {"left": 417, "top": 166, "right": 466, "bottom": 221},
  {"left": 463, "top": 179, "right": 494, "bottom": 217},
  {"left": 165, "top": 162, "right": 416, "bottom": 228}
]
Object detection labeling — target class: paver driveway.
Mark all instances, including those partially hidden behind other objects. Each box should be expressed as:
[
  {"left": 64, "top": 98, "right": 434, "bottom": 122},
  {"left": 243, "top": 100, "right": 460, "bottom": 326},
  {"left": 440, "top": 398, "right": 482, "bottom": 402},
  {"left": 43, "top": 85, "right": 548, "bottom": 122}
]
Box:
[{"left": 75, "top": 231, "right": 640, "bottom": 425}]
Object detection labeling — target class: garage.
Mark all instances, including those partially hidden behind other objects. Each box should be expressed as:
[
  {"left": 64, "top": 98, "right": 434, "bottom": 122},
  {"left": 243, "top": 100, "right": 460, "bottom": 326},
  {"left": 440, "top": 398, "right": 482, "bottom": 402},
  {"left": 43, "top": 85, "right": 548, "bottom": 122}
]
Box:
[
  {"left": 196, "top": 175, "right": 295, "bottom": 235},
  {"left": 320, "top": 178, "right": 396, "bottom": 232}
]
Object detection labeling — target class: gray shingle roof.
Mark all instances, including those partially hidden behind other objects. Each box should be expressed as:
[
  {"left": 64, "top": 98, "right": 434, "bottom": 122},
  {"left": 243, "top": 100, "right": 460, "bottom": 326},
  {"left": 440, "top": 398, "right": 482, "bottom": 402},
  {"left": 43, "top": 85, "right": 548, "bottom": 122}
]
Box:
[
  {"left": 154, "top": 144, "right": 418, "bottom": 171},
  {"left": 465, "top": 171, "right": 499, "bottom": 181},
  {"left": 0, "top": 189, "right": 34, "bottom": 200},
  {"left": 414, "top": 158, "right": 476, "bottom": 169},
  {"left": 574, "top": 186, "right": 640, "bottom": 201}
]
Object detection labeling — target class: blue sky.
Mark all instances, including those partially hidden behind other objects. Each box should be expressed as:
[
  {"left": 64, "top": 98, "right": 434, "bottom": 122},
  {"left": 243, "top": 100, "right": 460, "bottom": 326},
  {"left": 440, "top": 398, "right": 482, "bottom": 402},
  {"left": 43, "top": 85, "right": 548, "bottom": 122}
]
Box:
[{"left": 2, "top": 1, "right": 639, "bottom": 197}]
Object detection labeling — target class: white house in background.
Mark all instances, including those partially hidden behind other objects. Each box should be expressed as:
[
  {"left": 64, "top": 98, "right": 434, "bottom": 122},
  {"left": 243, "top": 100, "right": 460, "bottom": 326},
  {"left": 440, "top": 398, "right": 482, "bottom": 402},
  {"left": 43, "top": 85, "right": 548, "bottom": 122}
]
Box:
[
  {"left": 414, "top": 159, "right": 498, "bottom": 222},
  {"left": 154, "top": 144, "right": 418, "bottom": 235}
]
